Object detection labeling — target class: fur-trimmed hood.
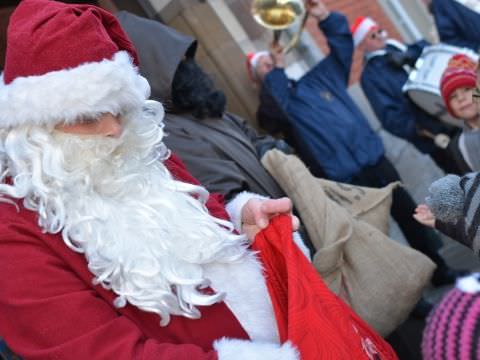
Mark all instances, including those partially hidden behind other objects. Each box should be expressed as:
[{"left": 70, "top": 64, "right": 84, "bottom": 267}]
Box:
[{"left": 117, "top": 11, "right": 197, "bottom": 104}]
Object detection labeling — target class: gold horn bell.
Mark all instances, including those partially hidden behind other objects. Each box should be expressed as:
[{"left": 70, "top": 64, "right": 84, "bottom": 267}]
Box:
[{"left": 251, "top": 0, "right": 307, "bottom": 53}]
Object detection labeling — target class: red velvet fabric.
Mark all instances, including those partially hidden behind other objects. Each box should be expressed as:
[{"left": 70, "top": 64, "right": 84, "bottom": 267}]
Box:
[
  {"left": 0, "top": 154, "right": 248, "bottom": 360},
  {"left": 253, "top": 215, "right": 398, "bottom": 360},
  {"left": 4, "top": 0, "right": 139, "bottom": 84}
]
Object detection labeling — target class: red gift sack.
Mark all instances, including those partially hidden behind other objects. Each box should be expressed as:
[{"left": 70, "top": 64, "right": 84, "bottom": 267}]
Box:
[{"left": 252, "top": 215, "right": 398, "bottom": 360}]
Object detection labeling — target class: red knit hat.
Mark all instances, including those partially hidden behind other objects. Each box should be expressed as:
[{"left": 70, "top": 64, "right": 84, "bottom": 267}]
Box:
[
  {"left": 246, "top": 51, "right": 269, "bottom": 81},
  {"left": 440, "top": 54, "right": 477, "bottom": 117},
  {"left": 0, "top": 0, "right": 150, "bottom": 129},
  {"left": 351, "top": 17, "right": 379, "bottom": 47}
]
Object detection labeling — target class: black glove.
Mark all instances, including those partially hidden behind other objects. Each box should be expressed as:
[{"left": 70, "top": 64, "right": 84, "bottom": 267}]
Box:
[
  {"left": 257, "top": 139, "right": 294, "bottom": 158},
  {"left": 275, "top": 139, "right": 294, "bottom": 155},
  {"left": 385, "top": 50, "right": 416, "bottom": 68}
]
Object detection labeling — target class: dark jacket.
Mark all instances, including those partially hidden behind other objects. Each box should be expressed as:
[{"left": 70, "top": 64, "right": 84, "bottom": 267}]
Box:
[
  {"left": 117, "top": 11, "right": 286, "bottom": 201},
  {"left": 431, "top": 0, "right": 480, "bottom": 51},
  {"left": 446, "top": 133, "right": 472, "bottom": 175},
  {"left": 261, "top": 12, "right": 384, "bottom": 183},
  {"left": 361, "top": 41, "right": 452, "bottom": 154},
  {"left": 256, "top": 82, "right": 292, "bottom": 136},
  {"left": 164, "top": 113, "right": 286, "bottom": 200}
]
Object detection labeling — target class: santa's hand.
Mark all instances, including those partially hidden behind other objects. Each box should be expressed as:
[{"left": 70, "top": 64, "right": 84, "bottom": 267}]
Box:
[
  {"left": 241, "top": 197, "right": 299, "bottom": 242},
  {"left": 413, "top": 204, "right": 436, "bottom": 228}
]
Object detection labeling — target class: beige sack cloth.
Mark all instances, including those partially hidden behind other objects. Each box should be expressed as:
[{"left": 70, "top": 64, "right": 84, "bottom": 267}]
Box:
[
  {"left": 262, "top": 150, "right": 436, "bottom": 336},
  {"left": 318, "top": 178, "right": 397, "bottom": 234}
]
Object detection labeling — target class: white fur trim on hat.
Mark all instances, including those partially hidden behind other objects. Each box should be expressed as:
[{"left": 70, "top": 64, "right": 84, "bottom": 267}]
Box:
[
  {"left": 353, "top": 17, "right": 378, "bottom": 47},
  {"left": 249, "top": 51, "right": 270, "bottom": 71},
  {"left": 214, "top": 338, "right": 299, "bottom": 360},
  {"left": 0, "top": 51, "right": 150, "bottom": 129},
  {"left": 456, "top": 273, "right": 480, "bottom": 294}
]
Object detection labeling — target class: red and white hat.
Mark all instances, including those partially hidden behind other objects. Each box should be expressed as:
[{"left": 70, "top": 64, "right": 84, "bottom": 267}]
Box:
[
  {"left": 351, "top": 17, "right": 379, "bottom": 47},
  {"left": 440, "top": 54, "right": 477, "bottom": 116},
  {"left": 246, "top": 51, "right": 269, "bottom": 80},
  {"left": 0, "top": 0, "right": 150, "bottom": 129}
]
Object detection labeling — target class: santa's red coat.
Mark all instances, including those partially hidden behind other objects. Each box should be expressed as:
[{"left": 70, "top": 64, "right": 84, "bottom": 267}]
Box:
[{"left": 0, "top": 155, "right": 254, "bottom": 360}]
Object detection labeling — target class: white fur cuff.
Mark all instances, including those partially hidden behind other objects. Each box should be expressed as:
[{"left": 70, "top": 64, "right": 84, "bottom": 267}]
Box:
[
  {"left": 214, "top": 338, "right": 299, "bottom": 360},
  {"left": 225, "top": 191, "right": 269, "bottom": 232}
]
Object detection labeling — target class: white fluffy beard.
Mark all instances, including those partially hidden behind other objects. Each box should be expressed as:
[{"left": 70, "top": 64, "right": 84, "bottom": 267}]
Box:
[{"left": 0, "top": 100, "right": 248, "bottom": 326}]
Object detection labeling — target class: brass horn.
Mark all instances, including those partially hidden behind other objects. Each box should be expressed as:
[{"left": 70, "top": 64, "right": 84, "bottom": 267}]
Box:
[{"left": 251, "top": 0, "right": 308, "bottom": 53}]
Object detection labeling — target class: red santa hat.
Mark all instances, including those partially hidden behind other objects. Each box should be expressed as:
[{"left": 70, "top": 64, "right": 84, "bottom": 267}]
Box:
[
  {"left": 246, "top": 51, "right": 270, "bottom": 80},
  {"left": 351, "top": 16, "right": 379, "bottom": 47},
  {"left": 440, "top": 54, "right": 477, "bottom": 116},
  {"left": 0, "top": 0, "right": 150, "bottom": 129}
]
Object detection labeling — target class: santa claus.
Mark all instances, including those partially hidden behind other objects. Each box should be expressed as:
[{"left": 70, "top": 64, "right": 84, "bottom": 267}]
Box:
[
  {"left": 0, "top": 1, "right": 399, "bottom": 359},
  {"left": 0, "top": 1, "right": 307, "bottom": 359}
]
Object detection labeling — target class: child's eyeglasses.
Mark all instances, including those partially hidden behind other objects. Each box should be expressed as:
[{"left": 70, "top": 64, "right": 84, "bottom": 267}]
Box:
[
  {"left": 369, "top": 29, "right": 384, "bottom": 40},
  {"left": 474, "top": 66, "right": 480, "bottom": 102},
  {"left": 473, "top": 87, "right": 480, "bottom": 101}
]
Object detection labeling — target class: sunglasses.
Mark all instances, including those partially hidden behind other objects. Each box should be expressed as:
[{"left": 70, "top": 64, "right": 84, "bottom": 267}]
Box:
[{"left": 369, "top": 29, "right": 384, "bottom": 40}]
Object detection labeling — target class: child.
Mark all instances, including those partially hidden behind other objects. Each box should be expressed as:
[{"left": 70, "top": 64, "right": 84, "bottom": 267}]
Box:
[
  {"left": 441, "top": 53, "right": 480, "bottom": 173},
  {"left": 415, "top": 54, "right": 480, "bottom": 241},
  {"left": 414, "top": 56, "right": 480, "bottom": 359},
  {"left": 414, "top": 171, "right": 480, "bottom": 360},
  {"left": 414, "top": 172, "right": 480, "bottom": 249}
]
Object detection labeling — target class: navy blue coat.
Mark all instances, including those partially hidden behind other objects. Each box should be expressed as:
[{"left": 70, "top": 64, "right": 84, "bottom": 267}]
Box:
[
  {"left": 360, "top": 41, "right": 451, "bottom": 154},
  {"left": 261, "top": 12, "right": 384, "bottom": 183},
  {"left": 431, "top": 0, "right": 480, "bottom": 51}
]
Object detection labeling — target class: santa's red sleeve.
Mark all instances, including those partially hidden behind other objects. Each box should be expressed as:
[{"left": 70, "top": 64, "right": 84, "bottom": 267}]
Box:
[{"left": 0, "top": 216, "right": 220, "bottom": 360}]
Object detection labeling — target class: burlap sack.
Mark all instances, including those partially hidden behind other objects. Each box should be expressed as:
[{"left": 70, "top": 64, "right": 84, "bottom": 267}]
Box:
[
  {"left": 318, "top": 178, "right": 399, "bottom": 234},
  {"left": 261, "top": 150, "right": 436, "bottom": 336}
]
